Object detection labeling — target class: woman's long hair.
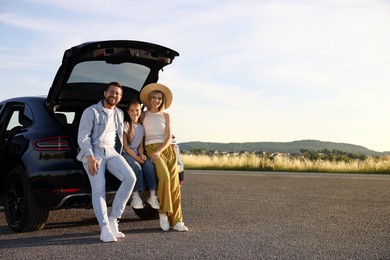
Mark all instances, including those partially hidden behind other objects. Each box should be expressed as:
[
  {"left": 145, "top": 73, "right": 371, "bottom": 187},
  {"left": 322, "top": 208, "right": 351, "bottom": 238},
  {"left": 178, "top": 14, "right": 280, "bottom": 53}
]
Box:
[{"left": 124, "top": 99, "right": 142, "bottom": 144}]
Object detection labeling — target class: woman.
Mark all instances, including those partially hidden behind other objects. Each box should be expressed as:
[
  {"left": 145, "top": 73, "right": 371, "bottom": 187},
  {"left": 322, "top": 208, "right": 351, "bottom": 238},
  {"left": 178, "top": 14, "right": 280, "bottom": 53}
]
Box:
[{"left": 140, "top": 83, "right": 188, "bottom": 232}]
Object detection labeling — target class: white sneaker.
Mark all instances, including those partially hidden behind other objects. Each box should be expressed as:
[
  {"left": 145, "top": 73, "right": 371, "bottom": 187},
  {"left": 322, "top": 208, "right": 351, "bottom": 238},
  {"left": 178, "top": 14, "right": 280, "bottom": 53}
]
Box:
[
  {"left": 159, "top": 214, "right": 170, "bottom": 231},
  {"left": 172, "top": 222, "right": 189, "bottom": 232},
  {"left": 131, "top": 196, "right": 144, "bottom": 209},
  {"left": 109, "top": 217, "right": 125, "bottom": 238},
  {"left": 100, "top": 225, "right": 117, "bottom": 242},
  {"left": 147, "top": 195, "right": 160, "bottom": 209}
]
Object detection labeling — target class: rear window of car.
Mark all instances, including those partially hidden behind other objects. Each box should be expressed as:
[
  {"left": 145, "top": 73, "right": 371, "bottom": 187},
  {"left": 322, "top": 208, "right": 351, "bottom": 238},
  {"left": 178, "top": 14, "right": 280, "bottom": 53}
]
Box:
[{"left": 67, "top": 61, "right": 150, "bottom": 91}]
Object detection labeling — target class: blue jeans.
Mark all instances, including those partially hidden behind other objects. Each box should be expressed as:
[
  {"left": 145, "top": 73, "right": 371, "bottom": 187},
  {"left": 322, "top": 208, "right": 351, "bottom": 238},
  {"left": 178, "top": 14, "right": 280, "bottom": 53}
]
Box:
[
  {"left": 83, "top": 147, "right": 136, "bottom": 228},
  {"left": 122, "top": 152, "right": 158, "bottom": 192}
]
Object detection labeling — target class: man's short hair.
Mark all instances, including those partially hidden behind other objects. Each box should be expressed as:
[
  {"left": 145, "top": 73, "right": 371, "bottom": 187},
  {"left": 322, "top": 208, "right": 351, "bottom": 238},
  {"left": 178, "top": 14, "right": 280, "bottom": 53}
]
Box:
[{"left": 107, "top": 81, "right": 123, "bottom": 92}]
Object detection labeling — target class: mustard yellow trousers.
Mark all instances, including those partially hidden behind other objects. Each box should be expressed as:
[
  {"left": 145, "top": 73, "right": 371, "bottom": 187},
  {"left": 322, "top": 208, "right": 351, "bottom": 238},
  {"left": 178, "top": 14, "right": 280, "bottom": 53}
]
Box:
[{"left": 145, "top": 143, "right": 183, "bottom": 226}]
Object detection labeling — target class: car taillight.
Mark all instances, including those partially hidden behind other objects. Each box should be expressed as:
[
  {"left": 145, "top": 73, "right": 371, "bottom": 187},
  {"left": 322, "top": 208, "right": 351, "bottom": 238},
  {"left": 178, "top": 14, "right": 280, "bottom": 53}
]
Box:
[
  {"left": 41, "top": 188, "right": 80, "bottom": 193},
  {"left": 32, "top": 136, "right": 70, "bottom": 151}
]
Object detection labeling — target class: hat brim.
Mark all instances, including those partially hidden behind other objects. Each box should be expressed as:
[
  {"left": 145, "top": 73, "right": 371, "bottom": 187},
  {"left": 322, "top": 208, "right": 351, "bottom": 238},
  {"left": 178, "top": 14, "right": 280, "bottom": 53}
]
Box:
[{"left": 140, "top": 83, "right": 173, "bottom": 109}]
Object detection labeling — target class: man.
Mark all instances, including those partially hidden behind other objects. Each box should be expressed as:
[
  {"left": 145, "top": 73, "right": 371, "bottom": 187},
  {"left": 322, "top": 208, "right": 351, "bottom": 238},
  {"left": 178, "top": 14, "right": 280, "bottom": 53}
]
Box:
[{"left": 77, "top": 82, "right": 136, "bottom": 242}]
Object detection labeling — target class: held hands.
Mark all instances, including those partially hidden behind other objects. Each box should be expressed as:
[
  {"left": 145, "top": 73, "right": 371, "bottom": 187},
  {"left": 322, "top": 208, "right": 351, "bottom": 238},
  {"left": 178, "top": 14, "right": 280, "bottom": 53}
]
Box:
[
  {"left": 137, "top": 154, "right": 147, "bottom": 164},
  {"left": 136, "top": 155, "right": 145, "bottom": 164}
]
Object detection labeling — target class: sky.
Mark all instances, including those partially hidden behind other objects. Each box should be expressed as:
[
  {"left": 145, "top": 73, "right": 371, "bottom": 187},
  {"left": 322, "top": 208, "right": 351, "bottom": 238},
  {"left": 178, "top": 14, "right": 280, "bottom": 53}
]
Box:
[{"left": 1, "top": 0, "right": 390, "bottom": 152}]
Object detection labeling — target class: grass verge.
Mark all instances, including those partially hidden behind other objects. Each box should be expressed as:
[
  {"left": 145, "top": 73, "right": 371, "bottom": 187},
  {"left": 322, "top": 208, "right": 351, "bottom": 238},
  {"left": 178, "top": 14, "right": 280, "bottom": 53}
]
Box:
[{"left": 181, "top": 154, "right": 390, "bottom": 174}]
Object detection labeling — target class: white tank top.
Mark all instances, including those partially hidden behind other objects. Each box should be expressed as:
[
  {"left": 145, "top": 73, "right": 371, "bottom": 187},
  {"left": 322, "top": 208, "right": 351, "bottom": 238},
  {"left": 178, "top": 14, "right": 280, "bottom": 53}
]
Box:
[{"left": 144, "top": 111, "right": 166, "bottom": 145}]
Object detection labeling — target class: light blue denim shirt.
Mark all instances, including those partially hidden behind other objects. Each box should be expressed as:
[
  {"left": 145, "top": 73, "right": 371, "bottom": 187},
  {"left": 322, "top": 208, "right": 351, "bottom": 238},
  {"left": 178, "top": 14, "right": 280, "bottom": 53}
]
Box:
[{"left": 77, "top": 100, "right": 124, "bottom": 163}]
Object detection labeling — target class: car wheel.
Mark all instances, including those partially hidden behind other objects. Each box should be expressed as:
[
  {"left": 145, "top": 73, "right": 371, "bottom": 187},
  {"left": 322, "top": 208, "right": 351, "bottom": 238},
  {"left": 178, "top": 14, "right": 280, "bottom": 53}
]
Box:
[
  {"left": 3, "top": 166, "right": 49, "bottom": 232},
  {"left": 132, "top": 190, "right": 159, "bottom": 220}
]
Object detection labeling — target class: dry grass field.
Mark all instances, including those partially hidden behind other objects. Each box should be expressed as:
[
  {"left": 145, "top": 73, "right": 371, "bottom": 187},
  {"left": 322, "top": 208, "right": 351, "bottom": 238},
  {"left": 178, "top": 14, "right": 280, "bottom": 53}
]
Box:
[{"left": 181, "top": 154, "right": 390, "bottom": 173}]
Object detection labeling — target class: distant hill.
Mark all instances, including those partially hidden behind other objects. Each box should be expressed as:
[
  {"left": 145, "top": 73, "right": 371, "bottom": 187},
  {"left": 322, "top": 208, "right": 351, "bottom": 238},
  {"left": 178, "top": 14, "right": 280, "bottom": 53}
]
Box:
[{"left": 179, "top": 139, "right": 386, "bottom": 156}]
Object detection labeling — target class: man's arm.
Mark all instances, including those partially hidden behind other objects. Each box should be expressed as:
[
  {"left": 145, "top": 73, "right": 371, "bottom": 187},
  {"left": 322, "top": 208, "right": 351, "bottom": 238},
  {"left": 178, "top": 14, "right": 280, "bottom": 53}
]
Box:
[{"left": 78, "top": 107, "right": 103, "bottom": 175}]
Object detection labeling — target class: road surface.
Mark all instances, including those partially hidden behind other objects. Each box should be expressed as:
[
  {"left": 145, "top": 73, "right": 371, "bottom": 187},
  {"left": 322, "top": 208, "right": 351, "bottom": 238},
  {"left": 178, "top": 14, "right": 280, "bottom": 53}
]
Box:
[{"left": 1, "top": 170, "right": 389, "bottom": 259}]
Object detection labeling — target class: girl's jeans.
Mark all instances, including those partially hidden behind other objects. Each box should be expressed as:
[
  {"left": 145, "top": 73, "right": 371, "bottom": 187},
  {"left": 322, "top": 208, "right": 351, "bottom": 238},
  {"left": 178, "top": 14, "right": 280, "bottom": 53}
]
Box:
[
  {"left": 83, "top": 147, "right": 136, "bottom": 228},
  {"left": 122, "top": 152, "right": 158, "bottom": 192}
]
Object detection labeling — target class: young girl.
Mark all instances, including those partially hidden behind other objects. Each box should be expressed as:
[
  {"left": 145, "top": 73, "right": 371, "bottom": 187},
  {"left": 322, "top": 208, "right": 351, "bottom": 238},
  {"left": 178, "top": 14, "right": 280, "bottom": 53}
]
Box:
[
  {"left": 140, "top": 83, "right": 188, "bottom": 232},
  {"left": 122, "top": 99, "right": 160, "bottom": 210}
]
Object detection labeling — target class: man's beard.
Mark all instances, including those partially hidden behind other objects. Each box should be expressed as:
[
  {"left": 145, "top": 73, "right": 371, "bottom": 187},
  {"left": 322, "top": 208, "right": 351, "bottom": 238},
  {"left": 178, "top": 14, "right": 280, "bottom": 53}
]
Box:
[{"left": 105, "top": 96, "right": 118, "bottom": 106}]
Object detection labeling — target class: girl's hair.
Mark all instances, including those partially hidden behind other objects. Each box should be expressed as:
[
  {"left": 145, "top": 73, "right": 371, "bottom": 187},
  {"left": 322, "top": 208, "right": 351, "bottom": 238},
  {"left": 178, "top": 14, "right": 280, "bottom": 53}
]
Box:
[
  {"left": 124, "top": 99, "right": 142, "bottom": 144},
  {"left": 148, "top": 90, "right": 165, "bottom": 111}
]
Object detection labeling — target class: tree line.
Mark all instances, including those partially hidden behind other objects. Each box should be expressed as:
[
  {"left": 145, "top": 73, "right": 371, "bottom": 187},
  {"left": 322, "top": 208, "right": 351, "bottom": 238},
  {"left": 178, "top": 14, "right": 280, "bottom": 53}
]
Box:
[
  {"left": 185, "top": 148, "right": 369, "bottom": 162},
  {"left": 299, "top": 149, "right": 368, "bottom": 162}
]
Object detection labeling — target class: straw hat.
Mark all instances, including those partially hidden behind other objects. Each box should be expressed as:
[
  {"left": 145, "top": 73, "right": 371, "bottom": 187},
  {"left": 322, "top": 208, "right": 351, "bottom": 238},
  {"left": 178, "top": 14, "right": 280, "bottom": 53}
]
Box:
[{"left": 140, "top": 83, "right": 173, "bottom": 109}]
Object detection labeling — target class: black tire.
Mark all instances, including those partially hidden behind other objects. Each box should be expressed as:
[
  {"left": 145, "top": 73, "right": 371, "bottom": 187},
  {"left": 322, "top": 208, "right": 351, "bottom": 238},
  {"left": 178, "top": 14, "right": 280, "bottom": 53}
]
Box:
[
  {"left": 132, "top": 190, "right": 159, "bottom": 220},
  {"left": 3, "top": 166, "right": 49, "bottom": 232}
]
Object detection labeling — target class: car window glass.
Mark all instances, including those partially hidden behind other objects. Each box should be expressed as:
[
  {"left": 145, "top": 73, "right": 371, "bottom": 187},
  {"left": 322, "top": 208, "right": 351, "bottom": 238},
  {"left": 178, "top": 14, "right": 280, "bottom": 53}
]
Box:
[
  {"left": 7, "top": 111, "right": 22, "bottom": 131},
  {"left": 55, "top": 112, "right": 75, "bottom": 124},
  {"left": 67, "top": 61, "right": 150, "bottom": 91}
]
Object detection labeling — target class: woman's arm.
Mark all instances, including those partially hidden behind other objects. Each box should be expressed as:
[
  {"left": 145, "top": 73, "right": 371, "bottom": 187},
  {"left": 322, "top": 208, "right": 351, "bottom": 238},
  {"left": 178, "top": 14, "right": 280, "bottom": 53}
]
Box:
[{"left": 139, "top": 111, "right": 145, "bottom": 124}]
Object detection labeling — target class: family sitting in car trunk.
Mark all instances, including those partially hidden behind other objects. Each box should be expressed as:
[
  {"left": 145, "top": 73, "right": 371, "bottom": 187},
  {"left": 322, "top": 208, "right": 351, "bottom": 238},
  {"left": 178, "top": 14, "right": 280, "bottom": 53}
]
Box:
[{"left": 77, "top": 81, "right": 188, "bottom": 243}]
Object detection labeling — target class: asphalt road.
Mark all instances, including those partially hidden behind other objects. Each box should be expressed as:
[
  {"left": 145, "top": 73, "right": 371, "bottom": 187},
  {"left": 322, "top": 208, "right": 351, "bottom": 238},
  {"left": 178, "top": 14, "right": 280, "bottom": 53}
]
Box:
[{"left": 1, "top": 170, "right": 390, "bottom": 259}]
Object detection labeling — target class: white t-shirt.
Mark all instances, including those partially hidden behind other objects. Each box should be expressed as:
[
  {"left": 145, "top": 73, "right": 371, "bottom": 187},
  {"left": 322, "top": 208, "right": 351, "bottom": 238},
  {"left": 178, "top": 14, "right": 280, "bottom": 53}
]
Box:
[{"left": 101, "top": 107, "right": 116, "bottom": 147}]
